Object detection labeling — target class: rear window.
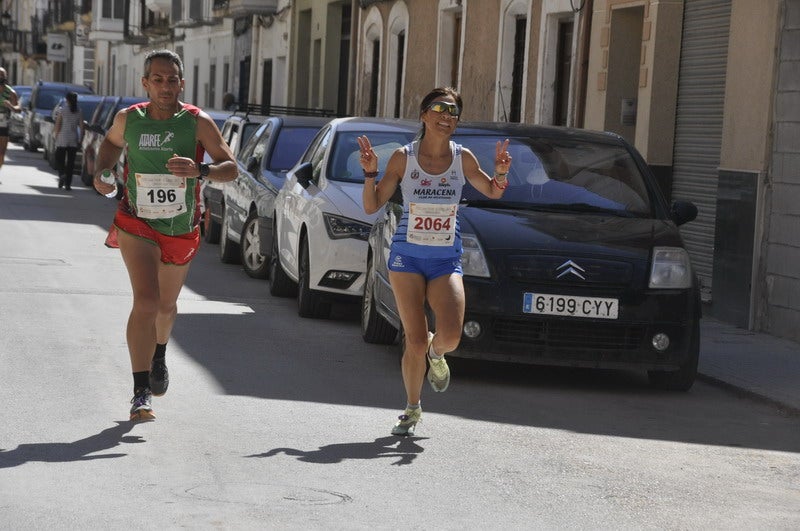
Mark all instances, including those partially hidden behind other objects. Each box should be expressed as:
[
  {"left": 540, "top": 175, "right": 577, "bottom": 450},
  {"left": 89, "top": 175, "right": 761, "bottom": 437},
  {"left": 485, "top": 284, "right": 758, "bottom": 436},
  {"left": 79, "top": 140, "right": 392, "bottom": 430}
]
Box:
[{"left": 267, "top": 127, "right": 324, "bottom": 172}]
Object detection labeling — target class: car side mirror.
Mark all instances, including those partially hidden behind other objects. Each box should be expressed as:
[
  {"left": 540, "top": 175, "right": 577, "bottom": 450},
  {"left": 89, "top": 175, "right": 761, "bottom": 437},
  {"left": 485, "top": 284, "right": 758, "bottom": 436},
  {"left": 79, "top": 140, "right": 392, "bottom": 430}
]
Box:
[
  {"left": 294, "top": 161, "right": 313, "bottom": 189},
  {"left": 246, "top": 156, "right": 259, "bottom": 173},
  {"left": 670, "top": 200, "right": 698, "bottom": 226}
]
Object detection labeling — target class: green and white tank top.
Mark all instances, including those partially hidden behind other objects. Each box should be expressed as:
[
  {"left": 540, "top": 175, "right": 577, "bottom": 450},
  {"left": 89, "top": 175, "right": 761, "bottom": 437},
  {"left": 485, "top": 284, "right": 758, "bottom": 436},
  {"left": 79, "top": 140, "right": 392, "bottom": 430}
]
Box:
[{"left": 120, "top": 102, "right": 204, "bottom": 236}]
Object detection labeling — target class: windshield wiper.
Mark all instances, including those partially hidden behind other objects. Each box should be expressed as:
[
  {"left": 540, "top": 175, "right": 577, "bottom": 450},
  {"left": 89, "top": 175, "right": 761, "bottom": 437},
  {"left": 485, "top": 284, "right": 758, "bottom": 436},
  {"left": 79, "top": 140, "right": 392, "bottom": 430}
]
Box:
[{"left": 460, "top": 199, "right": 643, "bottom": 217}]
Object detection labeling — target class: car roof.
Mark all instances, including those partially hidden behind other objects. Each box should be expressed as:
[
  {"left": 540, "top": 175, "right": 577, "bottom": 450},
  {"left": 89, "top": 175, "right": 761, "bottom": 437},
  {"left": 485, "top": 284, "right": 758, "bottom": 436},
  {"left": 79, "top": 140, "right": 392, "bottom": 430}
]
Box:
[
  {"left": 328, "top": 116, "right": 419, "bottom": 133},
  {"left": 34, "top": 81, "right": 93, "bottom": 93},
  {"left": 455, "top": 120, "right": 626, "bottom": 146},
  {"left": 273, "top": 115, "right": 331, "bottom": 127}
]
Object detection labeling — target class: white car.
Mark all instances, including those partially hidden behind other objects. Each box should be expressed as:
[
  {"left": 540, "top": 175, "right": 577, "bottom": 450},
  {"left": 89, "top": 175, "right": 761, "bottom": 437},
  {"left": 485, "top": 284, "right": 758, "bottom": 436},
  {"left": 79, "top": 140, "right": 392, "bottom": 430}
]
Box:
[{"left": 271, "top": 117, "right": 418, "bottom": 318}]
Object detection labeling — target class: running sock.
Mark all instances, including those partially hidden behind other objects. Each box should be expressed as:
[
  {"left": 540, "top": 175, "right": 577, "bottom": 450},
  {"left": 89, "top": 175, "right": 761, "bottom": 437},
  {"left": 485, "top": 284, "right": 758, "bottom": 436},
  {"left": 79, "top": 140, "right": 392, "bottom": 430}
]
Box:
[
  {"left": 133, "top": 371, "right": 149, "bottom": 392},
  {"left": 153, "top": 343, "right": 166, "bottom": 360},
  {"left": 406, "top": 403, "right": 421, "bottom": 410},
  {"left": 428, "top": 343, "right": 443, "bottom": 360}
]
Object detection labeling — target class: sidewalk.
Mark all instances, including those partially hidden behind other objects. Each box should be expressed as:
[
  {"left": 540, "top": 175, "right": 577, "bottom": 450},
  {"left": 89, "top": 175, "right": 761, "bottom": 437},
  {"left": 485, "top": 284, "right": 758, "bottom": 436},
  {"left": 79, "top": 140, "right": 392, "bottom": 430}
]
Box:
[{"left": 699, "top": 316, "right": 800, "bottom": 414}]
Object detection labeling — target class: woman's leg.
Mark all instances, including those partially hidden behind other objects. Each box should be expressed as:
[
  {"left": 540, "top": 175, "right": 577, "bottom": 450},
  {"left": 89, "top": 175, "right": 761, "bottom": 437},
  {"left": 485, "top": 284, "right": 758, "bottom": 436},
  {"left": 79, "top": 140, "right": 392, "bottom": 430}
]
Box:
[
  {"left": 388, "top": 270, "right": 429, "bottom": 407},
  {"left": 425, "top": 273, "right": 466, "bottom": 355},
  {"left": 55, "top": 147, "right": 66, "bottom": 188},
  {"left": 64, "top": 147, "right": 77, "bottom": 189}
]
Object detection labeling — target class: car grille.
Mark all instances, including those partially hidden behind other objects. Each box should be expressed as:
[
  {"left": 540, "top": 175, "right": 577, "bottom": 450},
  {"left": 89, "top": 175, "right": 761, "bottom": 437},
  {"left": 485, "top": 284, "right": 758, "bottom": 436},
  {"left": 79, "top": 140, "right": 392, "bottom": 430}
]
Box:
[
  {"left": 493, "top": 318, "right": 644, "bottom": 351},
  {"left": 507, "top": 255, "right": 634, "bottom": 288}
]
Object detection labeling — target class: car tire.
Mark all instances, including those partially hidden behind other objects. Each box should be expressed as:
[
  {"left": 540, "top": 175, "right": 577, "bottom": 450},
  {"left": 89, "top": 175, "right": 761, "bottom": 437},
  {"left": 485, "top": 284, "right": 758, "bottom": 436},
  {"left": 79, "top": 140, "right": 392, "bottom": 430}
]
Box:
[
  {"left": 268, "top": 221, "right": 297, "bottom": 297},
  {"left": 647, "top": 320, "right": 699, "bottom": 391},
  {"left": 297, "top": 238, "right": 330, "bottom": 319},
  {"left": 203, "top": 202, "right": 221, "bottom": 244},
  {"left": 240, "top": 212, "right": 268, "bottom": 279},
  {"left": 361, "top": 254, "right": 398, "bottom": 344},
  {"left": 219, "top": 204, "right": 240, "bottom": 264}
]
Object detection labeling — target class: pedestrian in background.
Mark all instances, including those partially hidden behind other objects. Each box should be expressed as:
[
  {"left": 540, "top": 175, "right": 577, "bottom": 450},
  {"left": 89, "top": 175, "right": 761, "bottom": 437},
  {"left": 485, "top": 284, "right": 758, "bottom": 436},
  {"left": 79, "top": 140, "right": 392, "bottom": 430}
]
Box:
[
  {"left": 358, "top": 86, "right": 512, "bottom": 436},
  {"left": 93, "top": 49, "right": 237, "bottom": 421},
  {"left": 54, "top": 92, "right": 84, "bottom": 190}
]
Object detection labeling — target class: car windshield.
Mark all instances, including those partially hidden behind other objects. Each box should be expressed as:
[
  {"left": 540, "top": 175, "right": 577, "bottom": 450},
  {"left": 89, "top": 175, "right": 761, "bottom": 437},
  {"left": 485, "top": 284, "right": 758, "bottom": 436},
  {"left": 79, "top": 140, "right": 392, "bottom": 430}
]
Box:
[
  {"left": 240, "top": 122, "right": 262, "bottom": 149},
  {"left": 267, "top": 126, "right": 324, "bottom": 172},
  {"left": 37, "top": 90, "right": 67, "bottom": 110},
  {"left": 456, "top": 135, "right": 652, "bottom": 217},
  {"left": 329, "top": 130, "right": 415, "bottom": 183}
]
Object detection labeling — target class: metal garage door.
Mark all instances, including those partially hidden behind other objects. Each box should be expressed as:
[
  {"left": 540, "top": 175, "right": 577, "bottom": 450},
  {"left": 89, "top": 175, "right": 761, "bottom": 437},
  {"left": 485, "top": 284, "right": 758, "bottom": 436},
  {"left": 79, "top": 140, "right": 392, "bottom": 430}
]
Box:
[{"left": 671, "top": 0, "right": 732, "bottom": 302}]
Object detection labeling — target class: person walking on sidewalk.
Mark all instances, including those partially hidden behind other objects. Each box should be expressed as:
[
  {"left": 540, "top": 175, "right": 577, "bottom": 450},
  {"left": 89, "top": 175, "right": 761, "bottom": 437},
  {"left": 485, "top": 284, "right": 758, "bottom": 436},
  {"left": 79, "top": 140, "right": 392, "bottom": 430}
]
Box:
[
  {"left": 93, "top": 49, "right": 237, "bottom": 421},
  {"left": 0, "top": 68, "right": 20, "bottom": 182},
  {"left": 358, "top": 86, "right": 512, "bottom": 436},
  {"left": 54, "top": 92, "right": 84, "bottom": 190}
]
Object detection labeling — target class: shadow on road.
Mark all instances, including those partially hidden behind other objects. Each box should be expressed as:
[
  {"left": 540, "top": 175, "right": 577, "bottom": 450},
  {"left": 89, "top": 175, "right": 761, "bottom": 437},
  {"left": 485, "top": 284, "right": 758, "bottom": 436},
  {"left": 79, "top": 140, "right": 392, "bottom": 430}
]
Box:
[
  {"left": 0, "top": 422, "right": 145, "bottom": 468},
  {"left": 247, "top": 435, "right": 428, "bottom": 466}
]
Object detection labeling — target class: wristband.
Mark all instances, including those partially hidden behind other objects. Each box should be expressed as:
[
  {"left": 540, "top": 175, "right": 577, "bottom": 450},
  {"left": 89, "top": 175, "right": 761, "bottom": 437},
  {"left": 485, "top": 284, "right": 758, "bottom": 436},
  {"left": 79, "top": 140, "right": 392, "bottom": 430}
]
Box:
[
  {"left": 493, "top": 177, "right": 508, "bottom": 190},
  {"left": 364, "top": 171, "right": 378, "bottom": 179}
]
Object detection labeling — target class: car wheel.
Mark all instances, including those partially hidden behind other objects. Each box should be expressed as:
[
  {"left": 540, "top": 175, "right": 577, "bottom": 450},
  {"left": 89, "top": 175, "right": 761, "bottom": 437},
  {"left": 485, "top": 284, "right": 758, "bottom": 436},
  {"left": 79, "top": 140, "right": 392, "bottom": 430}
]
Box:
[
  {"left": 203, "top": 202, "right": 221, "bottom": 244},
  {"left": 219, "top": 204, "right": 240, "bottom": 264},
  {"left": 361, "top": 253, "right": 398, "bottom": 344},
  {"left": 268, "top": 220, "right": 297, "bottom": 297},
  {"left": 240, "top": 212, "right": 268, "bottom": 279},
  {"left": 647, "top": 320, "right": 699, "bottom": 391},
  {"left": 297, "top": 238, "right": 330, "bottom": 319}
]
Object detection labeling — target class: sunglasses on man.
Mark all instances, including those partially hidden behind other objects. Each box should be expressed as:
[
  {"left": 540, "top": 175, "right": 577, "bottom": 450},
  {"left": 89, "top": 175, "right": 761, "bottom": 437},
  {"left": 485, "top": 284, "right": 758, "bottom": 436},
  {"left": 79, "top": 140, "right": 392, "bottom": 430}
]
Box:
[{"left": 426, "top": 101, "right": 461, "bottom": 118}]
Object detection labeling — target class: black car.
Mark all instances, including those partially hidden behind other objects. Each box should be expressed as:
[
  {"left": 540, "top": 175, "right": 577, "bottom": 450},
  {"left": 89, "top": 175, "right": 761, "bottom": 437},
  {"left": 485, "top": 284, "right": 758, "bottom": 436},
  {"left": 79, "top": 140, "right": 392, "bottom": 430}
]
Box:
[
  {"left": 361, "top": 122, "right": 701, "bottom": 391},
  {"left": 219, "top": 115, "right": 329, "bottom": 276}
]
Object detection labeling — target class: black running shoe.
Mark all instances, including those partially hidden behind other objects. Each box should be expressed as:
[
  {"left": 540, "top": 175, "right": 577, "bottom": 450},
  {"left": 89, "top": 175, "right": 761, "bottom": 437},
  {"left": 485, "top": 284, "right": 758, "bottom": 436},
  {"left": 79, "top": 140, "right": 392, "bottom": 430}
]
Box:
[
  {"left": 150, "top": 358, "right": 169, "bottom": 396},
  {"left": 130, "top": 388, "right": 155, "bottom": 422}
]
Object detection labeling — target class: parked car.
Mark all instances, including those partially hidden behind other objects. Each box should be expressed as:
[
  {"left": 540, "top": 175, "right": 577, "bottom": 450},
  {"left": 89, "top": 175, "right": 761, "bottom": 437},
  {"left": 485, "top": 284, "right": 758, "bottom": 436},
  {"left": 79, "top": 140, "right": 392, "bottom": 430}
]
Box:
[
  {"left": 202, "top": 111, "right": 268, "bottom": 245},
  {"left": 9, "top": 85, "right": 31, "bottom": 142},
  {"left": 41, "top": 94, "right": 104, "bottom": 171},
  {"left": 219, "top": 115, "right": 329, "bottom": 277},
  {"left": 80, "top": 95, "right": 147, "bottom": 188},
  {"left": 24, "top": 81, "right": 93, "bottom": 151},
  {"left": 360, "top": 121, "right": 701, "bottom": 391},
  {"left": 270, "top": 117, "right": 418, "bottom": 318}
]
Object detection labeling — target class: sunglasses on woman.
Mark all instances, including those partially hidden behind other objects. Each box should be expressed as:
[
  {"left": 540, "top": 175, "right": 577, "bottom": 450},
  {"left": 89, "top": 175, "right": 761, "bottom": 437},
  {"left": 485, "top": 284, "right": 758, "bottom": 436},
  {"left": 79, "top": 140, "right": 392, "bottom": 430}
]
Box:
[{"left": 426, "top": 101, "right": 461, "bottom": 117}]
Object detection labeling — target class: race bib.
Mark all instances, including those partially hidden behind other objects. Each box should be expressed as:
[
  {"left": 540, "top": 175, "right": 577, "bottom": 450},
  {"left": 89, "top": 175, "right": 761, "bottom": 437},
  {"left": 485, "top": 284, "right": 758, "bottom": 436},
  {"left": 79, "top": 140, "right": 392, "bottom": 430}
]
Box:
[
  {"left": 134, "top": 173, "right": 187, "bottom": 219},
  {"left": 407, "top": 202, "right": 457, "bottom": 246}
]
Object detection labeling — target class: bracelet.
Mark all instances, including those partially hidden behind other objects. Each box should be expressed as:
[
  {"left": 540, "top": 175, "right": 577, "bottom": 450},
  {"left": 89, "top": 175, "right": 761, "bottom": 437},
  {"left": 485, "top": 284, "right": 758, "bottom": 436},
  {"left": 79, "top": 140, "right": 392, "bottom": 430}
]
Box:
[
  {"left": 493, "top": 177, "right": 508, "bottom": 190},
  {"left": 364, "top": 171, "right": 378, "bottom": 179},
  {"left": 495, "top": 172, "right": 507, "bottom": 177}
]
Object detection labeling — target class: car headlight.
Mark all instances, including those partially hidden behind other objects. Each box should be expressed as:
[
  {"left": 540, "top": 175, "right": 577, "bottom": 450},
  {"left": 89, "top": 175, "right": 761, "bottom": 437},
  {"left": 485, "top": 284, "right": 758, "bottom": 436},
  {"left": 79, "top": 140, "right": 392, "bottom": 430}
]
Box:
[
  {"left": 461, "top": 234, "right": 490, "bottom": 278},
  {"left": 322, "top": 213, "right": 372, "bottom": 241},
  {"left": 649, "top": 247, "right": 692, "bottom": 289}
]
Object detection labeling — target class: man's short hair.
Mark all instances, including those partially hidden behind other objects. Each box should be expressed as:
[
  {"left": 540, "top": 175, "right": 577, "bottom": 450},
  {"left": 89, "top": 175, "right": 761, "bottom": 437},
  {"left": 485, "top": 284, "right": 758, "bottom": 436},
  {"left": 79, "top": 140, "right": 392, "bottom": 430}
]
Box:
[{"left": 143, "top": 49, "right": 184, "bottom": 79}]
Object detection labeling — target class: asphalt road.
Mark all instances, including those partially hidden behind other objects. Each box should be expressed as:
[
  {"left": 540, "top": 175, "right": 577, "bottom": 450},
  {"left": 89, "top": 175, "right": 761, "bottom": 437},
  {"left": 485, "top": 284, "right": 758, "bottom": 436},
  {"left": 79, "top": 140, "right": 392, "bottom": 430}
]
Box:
[{"left": 1, "top": 144, "right": 798, "bottom": 529}]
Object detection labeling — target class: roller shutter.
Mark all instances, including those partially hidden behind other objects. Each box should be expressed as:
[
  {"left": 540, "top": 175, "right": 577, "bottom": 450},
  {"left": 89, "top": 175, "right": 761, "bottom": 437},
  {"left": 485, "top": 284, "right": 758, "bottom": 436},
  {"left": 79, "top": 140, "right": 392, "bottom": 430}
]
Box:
[{"left": 671, "top": 0, "right": 732, "bottom": 302}]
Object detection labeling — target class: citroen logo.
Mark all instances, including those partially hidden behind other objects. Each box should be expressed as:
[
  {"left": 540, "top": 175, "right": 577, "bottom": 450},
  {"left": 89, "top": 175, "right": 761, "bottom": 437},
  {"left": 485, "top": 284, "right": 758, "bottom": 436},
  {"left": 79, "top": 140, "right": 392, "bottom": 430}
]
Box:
[{"left": 556, "top": 260, "right": 586, "bottom": 280}]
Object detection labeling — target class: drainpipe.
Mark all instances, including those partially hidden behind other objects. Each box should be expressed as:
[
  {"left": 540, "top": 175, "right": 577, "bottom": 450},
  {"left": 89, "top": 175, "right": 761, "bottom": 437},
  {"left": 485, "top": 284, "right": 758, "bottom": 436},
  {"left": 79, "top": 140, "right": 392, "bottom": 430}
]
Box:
[{"left": 571, "top": 0, "right": 593, "bottom": 128}]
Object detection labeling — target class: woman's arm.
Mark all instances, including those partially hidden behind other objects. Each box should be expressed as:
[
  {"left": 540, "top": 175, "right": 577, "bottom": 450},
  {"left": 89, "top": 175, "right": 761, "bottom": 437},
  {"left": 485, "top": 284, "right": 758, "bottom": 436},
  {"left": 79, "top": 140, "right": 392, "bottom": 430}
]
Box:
[{"left": 462, "top": 139, "right": 512, "bottom": 199}]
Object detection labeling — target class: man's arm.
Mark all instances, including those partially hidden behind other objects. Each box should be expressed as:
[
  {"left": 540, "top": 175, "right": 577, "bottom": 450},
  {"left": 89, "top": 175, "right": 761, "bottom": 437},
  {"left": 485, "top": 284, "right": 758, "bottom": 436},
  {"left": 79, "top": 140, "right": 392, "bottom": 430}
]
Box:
[{"left": 93, "top": 110, "right": 127, "bottom": 195}]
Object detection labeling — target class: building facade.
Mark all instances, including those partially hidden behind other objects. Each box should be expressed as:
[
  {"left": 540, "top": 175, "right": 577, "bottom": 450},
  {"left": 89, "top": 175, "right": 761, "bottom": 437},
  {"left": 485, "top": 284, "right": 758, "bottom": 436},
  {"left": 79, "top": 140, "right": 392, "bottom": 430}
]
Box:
[{"left": 2, "top": 0, "right": 798, "bottom": 343}]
